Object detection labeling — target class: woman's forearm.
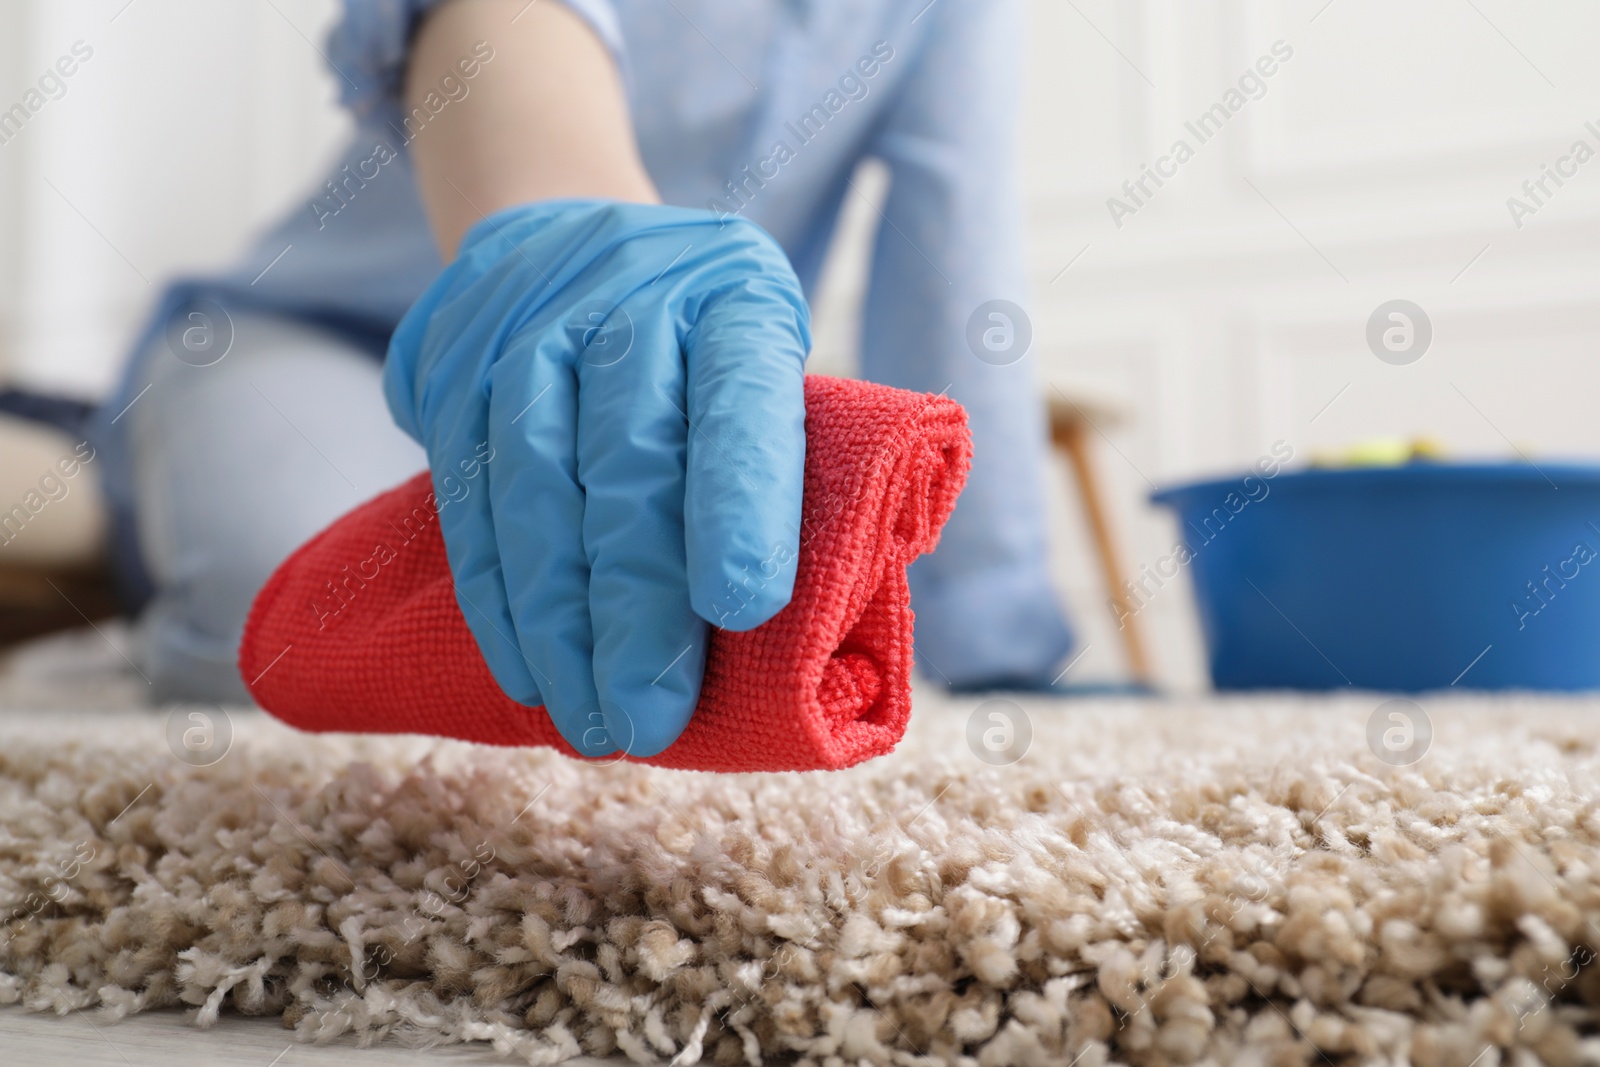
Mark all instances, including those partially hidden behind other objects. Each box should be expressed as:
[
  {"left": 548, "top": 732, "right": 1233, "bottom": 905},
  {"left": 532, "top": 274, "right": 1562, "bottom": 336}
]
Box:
[{"left": 406, "top": 0, "right": 658, "bottom": 258}]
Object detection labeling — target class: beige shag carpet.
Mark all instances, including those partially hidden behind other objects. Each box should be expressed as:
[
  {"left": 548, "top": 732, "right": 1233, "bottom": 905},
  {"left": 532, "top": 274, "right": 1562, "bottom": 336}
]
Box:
[{"left": 2, "top": 641, "right": 1600, "bottom": 1066}]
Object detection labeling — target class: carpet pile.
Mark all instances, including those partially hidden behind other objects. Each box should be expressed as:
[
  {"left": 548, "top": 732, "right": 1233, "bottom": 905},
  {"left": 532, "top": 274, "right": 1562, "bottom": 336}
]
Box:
[{"left": 1, "top": 682, "right": 1599, "bottom": 1066}]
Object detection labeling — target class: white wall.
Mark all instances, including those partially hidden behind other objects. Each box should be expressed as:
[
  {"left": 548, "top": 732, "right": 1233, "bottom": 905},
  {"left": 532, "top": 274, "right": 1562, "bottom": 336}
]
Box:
[
  {"left": 0, "top": 0, "right": 349, "bottom": 396},
  {"left": 5, "top": 0, "right": 1600, "bottom": 689},
  {"left": 1005, "top": 0, "right": 1600, "bottom": 687}
]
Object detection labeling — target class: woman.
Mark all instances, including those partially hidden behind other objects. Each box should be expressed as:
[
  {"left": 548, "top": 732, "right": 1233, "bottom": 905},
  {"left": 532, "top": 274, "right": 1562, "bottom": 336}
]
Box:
[{"left": 92, "top": 0, "right": 1073, "bottom": 756}]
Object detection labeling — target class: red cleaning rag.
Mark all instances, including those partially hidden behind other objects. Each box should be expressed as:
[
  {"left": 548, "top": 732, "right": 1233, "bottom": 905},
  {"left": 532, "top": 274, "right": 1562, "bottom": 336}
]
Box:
[{"left": 239, "top": 375, "right": 970, "bottom": 772}]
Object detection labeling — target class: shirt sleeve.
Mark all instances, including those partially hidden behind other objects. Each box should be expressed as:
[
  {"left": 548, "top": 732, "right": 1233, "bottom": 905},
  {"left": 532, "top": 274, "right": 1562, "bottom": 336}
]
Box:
[
  {"left": 861, "top": 0, "right": 1028, "bottom": 386},
  {"left": 326, "top": 0, "right": 629, "bottom": 118}
]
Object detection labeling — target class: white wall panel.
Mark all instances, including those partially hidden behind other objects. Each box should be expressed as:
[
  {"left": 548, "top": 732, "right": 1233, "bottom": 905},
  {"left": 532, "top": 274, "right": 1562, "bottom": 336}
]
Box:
[{"left": 0, "top": 0, "right": 346, "bottom": 396}]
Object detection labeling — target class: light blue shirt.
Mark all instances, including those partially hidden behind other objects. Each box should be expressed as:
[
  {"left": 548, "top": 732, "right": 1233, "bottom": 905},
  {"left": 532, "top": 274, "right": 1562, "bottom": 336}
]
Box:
[
  {"left": 117, "top": 0, "right": 1073, "bottom": 685},
  {"left": 216, "top": 0, "right": 1009, "bottom": 326}
]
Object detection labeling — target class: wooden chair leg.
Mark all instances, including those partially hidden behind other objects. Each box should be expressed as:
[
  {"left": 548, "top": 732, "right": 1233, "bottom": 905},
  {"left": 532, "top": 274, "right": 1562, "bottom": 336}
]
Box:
[{"left": 1052, "top": 418, "right": 1153, "bottom": 685}]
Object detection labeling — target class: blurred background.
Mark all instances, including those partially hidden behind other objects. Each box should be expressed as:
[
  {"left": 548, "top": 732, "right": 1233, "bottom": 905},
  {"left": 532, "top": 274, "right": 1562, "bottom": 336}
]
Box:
[{"left": 3, "top": 0, "right": 1599, "bottom": 690}]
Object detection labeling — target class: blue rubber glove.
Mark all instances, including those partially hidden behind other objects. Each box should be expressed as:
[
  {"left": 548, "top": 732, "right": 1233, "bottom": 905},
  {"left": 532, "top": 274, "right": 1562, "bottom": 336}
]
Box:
[{"left": 385, "top": 200, "right": 810, "bottom": 758}]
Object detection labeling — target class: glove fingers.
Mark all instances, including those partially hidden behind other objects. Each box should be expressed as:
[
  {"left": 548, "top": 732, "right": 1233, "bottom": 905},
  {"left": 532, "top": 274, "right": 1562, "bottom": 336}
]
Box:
[
  {"left": 575, "top": 297, "right": 708, "bottom": 759},
  {"left": 683, "top": 261, "right": 810, "bottom": 632},
  {"left": 487, "top": 326, "right": 615, "bottom": 757},
  {"left": 419, "top": 370, "right": 547, "bottom": 707}
]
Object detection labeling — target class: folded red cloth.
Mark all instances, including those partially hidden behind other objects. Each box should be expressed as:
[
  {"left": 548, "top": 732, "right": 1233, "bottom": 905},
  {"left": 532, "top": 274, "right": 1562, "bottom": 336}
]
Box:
[{"left": 239, "top": 375, "right": 970, "bottom": 772}]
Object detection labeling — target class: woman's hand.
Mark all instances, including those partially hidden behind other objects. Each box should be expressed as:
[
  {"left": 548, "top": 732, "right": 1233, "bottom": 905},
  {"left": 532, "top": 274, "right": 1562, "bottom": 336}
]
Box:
[
  {"left": 395, "top": 3, "right": 808, "bottom": 757},
  {"left": 386, "top": 200, "right": 809, "bottom": 758}
]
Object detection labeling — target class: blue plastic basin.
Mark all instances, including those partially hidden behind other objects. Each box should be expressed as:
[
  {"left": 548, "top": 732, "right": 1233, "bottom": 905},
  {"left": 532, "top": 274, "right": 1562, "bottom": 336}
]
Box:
[{"left": 1149, "top": 463, "right": 1600, "bottom": 691}]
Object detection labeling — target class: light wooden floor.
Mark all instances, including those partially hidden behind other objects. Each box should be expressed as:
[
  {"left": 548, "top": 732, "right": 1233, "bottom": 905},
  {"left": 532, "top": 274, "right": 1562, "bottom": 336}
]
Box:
[{"left": 0, "top": 1004, "right": 624, "bottom": 1066}]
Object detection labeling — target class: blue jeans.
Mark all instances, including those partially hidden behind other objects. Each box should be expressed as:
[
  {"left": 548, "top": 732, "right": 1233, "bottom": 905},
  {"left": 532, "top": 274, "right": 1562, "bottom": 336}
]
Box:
[{"left": 124, "top": 312, "right": 424, "bottom": 702}]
